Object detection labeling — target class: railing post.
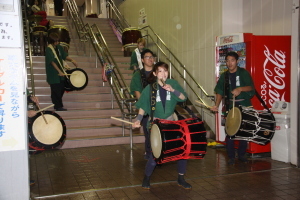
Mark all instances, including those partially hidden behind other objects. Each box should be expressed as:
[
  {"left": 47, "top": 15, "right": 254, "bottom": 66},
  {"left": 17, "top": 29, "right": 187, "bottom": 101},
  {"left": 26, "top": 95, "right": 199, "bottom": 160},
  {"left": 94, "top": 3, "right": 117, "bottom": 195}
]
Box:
[
  {"left": 183, "top": 65, "right": 186, "bottom": 91},
  {"left": 122, "top": 100, "right": 125, "bottom": 137},
  {"left": 129, "top": 101, "right": 133, "bottom": 149},
  {"left": 110, "top": 77, "right": 114, "bottom": 109}
]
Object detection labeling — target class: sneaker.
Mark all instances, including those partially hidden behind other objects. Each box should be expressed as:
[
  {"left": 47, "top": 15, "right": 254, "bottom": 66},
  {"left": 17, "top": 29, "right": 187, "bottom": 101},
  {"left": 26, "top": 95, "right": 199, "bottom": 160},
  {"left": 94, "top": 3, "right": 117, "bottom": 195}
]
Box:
[
  {"left": 178, "top": 175, "right": 192, "bottom": 189},
  {"left": 228, "top": 158, "right": 235, "bottom": 165},
  {"left": 142, "top": 175, "right": 150, "bottom": 189},
  {"left": 56, "top": 107, "right": 67, "bottom": 111}
]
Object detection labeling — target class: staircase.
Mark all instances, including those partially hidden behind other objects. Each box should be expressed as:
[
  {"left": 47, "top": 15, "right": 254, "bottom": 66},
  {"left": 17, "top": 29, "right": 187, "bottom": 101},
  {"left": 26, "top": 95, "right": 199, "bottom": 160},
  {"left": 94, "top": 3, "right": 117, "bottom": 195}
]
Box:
[{"left": 28, "top": 16, "right": 144, "bottom": 149}]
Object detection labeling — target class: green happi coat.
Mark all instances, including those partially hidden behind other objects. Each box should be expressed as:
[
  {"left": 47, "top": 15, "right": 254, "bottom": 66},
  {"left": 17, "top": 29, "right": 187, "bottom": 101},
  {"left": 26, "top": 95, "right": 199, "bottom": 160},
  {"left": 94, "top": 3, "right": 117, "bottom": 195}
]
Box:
[
  {"left": 214, "top": 67, "right": 255, "bottom": 108},
  {"left": 135, "top": 79, "right": 187, "bottom": 119}
]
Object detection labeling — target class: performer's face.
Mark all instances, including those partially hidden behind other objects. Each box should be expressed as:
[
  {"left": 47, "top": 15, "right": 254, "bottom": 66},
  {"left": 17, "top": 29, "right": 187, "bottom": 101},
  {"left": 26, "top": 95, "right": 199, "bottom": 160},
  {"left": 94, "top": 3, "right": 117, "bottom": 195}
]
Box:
[
  {"left": 137, "top": 43, "right": 145, "bottom": 51},
  {"left": 153, "top": 66, "right": 168, "bottom": 81},
  {"left": 226, "top": 56, "right": 238, "bottom": 73},
  {"left": 142, "top": 52, "right": 154, "bottom": 68}
]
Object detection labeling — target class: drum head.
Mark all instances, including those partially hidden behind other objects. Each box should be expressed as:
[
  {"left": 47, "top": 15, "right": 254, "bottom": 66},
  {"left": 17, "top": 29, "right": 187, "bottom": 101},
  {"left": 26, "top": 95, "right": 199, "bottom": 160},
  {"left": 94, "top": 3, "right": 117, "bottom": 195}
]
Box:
[
  {"left": 32, "top": 114, "right": 64, "bottom": 145},
  {"left": 150, "top": 124, "right": 162, "bottom": 159},
  {"left": 70, "top": 70, "right": 87, "bottom": 88},
  {"left": 225, "top": 107, "right": 242, "bottom": 136}
]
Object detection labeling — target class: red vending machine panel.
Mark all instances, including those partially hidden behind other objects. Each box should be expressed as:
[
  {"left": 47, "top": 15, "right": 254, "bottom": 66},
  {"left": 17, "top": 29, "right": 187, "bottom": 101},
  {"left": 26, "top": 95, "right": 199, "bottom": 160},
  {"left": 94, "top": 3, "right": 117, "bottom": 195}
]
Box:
[{"left": 215, "top": 33, "right": 291, "bottom": 154}]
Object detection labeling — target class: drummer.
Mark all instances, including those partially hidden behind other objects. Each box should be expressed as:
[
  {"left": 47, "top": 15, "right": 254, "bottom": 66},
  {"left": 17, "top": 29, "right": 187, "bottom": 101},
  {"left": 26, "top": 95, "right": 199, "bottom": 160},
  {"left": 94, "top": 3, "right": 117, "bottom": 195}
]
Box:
[
  {"left": 210, "top": 51, "right": 255, "bottom": 165},
  {"left": 132, "top": 62, "right": 192, "bottom": 189},
  {"left": 45, "top": 33, "right": 78, "bottom": 111},
  {"left": 130, "top": 38, "right": 147, "bottom": 72}
]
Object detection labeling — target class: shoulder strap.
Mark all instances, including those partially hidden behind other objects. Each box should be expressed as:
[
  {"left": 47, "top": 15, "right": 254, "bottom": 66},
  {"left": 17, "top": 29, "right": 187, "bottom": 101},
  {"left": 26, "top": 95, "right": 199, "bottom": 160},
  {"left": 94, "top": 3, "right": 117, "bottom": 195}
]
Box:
[
  {"left": 255, "top": 89, "right": 272, "bottom": 113},
  {"left": 48, "top": 44, "right": 64, "bottom": 70},
  {"left": 224, "top": 71, "right": 230, "bottom": 114}
]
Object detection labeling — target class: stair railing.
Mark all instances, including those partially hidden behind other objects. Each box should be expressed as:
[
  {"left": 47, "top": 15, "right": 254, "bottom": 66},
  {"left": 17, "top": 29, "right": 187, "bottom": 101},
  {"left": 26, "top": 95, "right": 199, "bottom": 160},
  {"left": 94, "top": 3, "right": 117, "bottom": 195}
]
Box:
[
  {"left": 66, "top": 0, "right": 137, "bottom": 147},
  {"left": 106, "top": 0, "right": 215, "bottom": 121}
]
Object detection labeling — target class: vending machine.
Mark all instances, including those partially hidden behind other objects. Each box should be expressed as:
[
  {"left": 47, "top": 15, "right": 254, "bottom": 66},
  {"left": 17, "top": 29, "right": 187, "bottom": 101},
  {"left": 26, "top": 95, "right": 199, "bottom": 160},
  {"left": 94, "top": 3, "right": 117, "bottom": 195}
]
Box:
[{"left": 215, "top": 33, "right": 291, "bottom": 154}]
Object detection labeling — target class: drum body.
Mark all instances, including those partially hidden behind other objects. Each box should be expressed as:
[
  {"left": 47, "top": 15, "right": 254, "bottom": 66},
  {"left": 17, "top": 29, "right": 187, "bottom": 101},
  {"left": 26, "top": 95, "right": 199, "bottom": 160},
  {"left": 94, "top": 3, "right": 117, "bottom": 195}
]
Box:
[
  {"left": 48, "top": 25, "right": 70, "bottom": 51},
  {"left": 65, "top": 68, "right": 88, "bottom": 91},
  {"left": 122, "top": 28, "right": 142, "bottom": 48},
  {"left": 151, "top": 118, "right": 207, "bottom": 164},
  {"left": 225, "top": 105, "right": 276, "bottom": 145},
  {"left": 28, "top": 111, "right": 66, "bottom": 150},
  {"left": 32, "top": 25, "right": 47, "bottom": 32}
]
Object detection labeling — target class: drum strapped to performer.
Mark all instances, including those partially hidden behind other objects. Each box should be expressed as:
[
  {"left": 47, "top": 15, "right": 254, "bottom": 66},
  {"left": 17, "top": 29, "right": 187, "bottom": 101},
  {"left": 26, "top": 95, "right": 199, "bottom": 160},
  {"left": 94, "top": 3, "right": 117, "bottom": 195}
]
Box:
[
  {"left": 64, "top": 68, "right": 88, "bottom": 91},
  {"left": 225, "top": 105, "right": 276, "bottom": 145},
  {"left": 150, "top": 117, "right": 207, "bottom": 164},
  {"left": 28, "top": 110, "right": 66, "bottom": 150}
]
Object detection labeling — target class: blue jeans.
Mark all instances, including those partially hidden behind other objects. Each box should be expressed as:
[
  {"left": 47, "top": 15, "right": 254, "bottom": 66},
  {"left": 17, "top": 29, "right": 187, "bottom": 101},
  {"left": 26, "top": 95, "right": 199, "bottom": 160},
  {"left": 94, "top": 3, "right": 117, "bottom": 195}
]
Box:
[{"left": 226, "top": 136, "right": 248, "bottom": 159}]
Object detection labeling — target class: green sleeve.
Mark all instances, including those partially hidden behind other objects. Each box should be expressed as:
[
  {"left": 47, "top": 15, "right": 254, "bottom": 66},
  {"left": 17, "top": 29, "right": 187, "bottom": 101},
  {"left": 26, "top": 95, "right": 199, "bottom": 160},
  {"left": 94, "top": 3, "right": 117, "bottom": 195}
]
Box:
[
  {"left": 168, "top": 79, "right": 187, "bottom": 102},
  {"left": 45, "top": 47, "right": 55, "bottom": 66},
  {"left": 238, "top": 68, "right": 255, "bottom": 98},
  {"left": 130, "top": 51, "right": 138, "bottom": 69},
  {"left": 214, "top": 73, "right": 225, "bottom": 96},
  {"left": 135, "top": 85, "right": 151, "bottom": 115},
  {"left": 130, "top": 71, "right": 143, "bottom": 95}
]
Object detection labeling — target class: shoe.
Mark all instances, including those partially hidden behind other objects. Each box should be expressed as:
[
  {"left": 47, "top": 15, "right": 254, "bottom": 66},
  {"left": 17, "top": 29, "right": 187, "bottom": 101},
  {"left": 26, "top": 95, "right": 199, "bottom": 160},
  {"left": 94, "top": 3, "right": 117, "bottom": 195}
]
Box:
[
  {"left": 30, "top": 180, "right": 35, "bottom": 186},
  {"left": 177, "top": 174, "right": 192, "bottom": 189},
  {"left": 238, "top": 157, "right": 248, "bottom": 163},
  {"left": 142, "top": 175, "right": 150, "bottom": 189},
  {"left": 56, "top": 107, "right": 67, "bottom": 111},
  {"left": 228, "top": 158, "right": 235, "bottom": 165}
]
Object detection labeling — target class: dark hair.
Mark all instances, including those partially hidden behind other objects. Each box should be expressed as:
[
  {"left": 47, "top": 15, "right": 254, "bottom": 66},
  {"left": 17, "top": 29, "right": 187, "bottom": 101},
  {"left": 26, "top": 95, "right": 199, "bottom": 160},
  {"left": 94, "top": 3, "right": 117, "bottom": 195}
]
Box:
[
  {"left": 147, "top": 61, "right": 169, "bottom": 83},
  {"left": 141, "top": 49, "right": 154, "bottom": 59},
  {"left": 47, "top": 33, "right": 59, "bottom": 44},
  {"left": 225, "top": 51, "right": 239, "bottom": 61}
]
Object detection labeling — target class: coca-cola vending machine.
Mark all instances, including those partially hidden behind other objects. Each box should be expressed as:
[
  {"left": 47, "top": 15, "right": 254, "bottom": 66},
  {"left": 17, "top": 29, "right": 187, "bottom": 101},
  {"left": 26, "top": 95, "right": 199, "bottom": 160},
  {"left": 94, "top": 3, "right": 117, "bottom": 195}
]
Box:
[{"left": 215, "top": 33, "right": 291, "bottom": 154}]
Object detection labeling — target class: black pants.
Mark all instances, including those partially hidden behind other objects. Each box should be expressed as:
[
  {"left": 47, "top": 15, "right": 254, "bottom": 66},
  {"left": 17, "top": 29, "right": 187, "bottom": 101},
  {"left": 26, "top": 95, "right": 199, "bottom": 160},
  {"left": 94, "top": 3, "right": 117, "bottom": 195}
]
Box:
[
  {"left": 142, "top": 115, "right": 151, "bottom": 154},
  {"left": 50, "top": 80, "right": 65, "bottom": 109},
  {"left": 226, "top": 136, "right": 248, "bottom": 159},
  {"left": 54, "top": 0, "right": 63, "bottom": 16}
]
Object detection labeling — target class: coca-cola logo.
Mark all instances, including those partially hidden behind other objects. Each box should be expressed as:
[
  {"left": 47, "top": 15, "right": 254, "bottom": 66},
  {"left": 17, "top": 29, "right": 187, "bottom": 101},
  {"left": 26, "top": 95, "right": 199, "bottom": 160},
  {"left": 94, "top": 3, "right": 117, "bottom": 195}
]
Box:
[
  {"left": 261, "top": 45, "right": 286, "bottom": 107},
  {"left": 222, "top": 36, "right": 233, "bottom": 44}
]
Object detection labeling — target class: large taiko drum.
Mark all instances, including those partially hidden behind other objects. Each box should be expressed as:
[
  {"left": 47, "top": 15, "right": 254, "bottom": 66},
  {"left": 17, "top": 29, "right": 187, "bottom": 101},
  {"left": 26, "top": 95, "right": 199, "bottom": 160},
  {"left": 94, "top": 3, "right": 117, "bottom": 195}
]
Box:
[
  {"left": 225, "top": 105, "right": 276, "bottom": 145},
  {"left": 64, "top": 68, "right": 88, "bottom": 91},
  {"left": 28, "top": 111, "right": 66, "bottom": 151},
  {"left": 150, "top": 118, "right": 207, "bottom": 164},
  {"left": 122, "top": 27, "right": 142, "bottom": 49},
  {"left": 48, "top": 25, "right": 70, "bottom": 52}
]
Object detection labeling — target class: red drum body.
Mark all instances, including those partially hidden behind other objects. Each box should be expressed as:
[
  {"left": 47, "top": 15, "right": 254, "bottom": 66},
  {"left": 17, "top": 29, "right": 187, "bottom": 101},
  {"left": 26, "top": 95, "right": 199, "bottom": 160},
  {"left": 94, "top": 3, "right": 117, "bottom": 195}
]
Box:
[
  {"left": 28, "top": 111, "right": 66, "bottom": 152},
  {"left": 151, "top": 118, "right": 207, "bottom": 164},
  {"left": 122, "top": 28, "right": 142, "bottom": 48},
  {"left": 48, "top": 25, "right": 70, "bottom": 52},
  {"left": 225, "top": 105, "right": 276, "bottom": 145},
  {"left": 64, "top": 68, "right": 88, "bottom": 91}
]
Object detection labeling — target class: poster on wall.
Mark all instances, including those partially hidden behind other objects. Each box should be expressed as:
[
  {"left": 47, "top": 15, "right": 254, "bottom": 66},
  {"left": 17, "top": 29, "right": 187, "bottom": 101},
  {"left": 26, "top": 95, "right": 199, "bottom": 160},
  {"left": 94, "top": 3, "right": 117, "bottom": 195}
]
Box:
[
  {"left": 0, "top": 48, "right": 26, "bottom": 152},
  {"left": 138, "top": 8, "right": 147, "bottom": 26}
]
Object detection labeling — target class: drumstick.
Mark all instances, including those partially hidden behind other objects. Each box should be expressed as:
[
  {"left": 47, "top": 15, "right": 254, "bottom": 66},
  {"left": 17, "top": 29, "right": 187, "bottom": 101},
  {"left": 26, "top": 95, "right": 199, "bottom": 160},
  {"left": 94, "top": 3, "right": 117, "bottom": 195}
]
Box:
[
  {"left": 36, "top": 104, "right": 55, "bottom": 113},
  {"left": 195, "top": 100, "right": 212, "bottom": 109},
  {"left": 111, "top": 117, "right": 134, "bottom": 125},
  {"left": 232, "top": 95, "right": 235, "bottom": 118},
  {"left": 160, "top": 79, "right": 166, "bottom": 86},
  {"left": 34, "top": 98, "right": 51, "bottom": 124}
]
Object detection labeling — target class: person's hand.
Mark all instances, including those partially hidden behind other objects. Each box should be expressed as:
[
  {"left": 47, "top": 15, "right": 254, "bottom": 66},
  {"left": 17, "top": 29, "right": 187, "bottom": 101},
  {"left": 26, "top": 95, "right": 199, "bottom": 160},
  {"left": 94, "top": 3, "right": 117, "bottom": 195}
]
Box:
[
  {"left": 71, "top": 60, "right": 78, "bottom": 68},
  {"left": 28, "top": 110, "right": 37, "bottom": 118},
  {"left": 58, "top": 71, "right": 65, "bottom": 76},
  {"left": 162, "top": 84, "right": 173, "bottom": 92},
  {"left": 30, "top": 96, "right": 39, "bottom": 104},
  {"left": 231, "top": 87, "right": 242, "bottom": 97},
  {"left": 210, "top": 105, "right": 219, "bottom": 112},
  {"left": 132, "top": 120, "right": 141, "bottom": 128}
]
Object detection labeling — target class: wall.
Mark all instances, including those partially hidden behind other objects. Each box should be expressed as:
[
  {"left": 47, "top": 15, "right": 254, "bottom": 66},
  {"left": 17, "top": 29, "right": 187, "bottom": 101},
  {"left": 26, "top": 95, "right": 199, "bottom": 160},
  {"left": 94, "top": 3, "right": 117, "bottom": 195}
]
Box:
[
  {"left": 118, "top": 0, "right": 294, "bottom": 137},
  {"left": 119, "top": 0, "right": 223, "bottom": 131}
]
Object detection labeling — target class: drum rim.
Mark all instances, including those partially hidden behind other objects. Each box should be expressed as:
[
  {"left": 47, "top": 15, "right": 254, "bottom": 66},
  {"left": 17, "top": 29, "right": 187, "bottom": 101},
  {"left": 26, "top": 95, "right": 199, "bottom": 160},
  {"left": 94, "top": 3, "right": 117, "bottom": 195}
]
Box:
[
  {"left": 28, "top": 111, "right": 66, "bottom": 149},
  {"left": 150, "top": 124, "right": 162, "bottom": 159},
  {"left": 225, "top": 107, "right": 242, "bottom": 136},
  {"left": 123, "top": 27, "right": 139, "bottom": 32},
  {"left": 49, "top": 25, "right": 69, "bottom": 31}
]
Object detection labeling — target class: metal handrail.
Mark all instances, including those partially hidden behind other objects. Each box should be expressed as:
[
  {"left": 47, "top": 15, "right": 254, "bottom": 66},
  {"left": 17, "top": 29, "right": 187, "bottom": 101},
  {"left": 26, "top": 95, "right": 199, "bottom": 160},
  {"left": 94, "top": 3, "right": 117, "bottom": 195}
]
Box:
[{"left": 66, "top": 0, "right": 135, "bottom": 115}]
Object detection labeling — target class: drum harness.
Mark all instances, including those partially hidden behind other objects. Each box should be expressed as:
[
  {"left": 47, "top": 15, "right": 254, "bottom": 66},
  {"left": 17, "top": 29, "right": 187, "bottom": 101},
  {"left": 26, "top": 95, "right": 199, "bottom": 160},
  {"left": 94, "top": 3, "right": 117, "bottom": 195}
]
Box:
[{"left": 48, "top": 44, "right": 70, "bottom": 80}]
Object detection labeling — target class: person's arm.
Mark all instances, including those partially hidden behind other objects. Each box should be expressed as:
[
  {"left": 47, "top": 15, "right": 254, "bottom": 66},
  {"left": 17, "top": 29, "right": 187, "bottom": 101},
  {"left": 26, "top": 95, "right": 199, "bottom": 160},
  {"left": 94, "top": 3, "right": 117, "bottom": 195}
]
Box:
[
  {"left": 210, "top": 93, "right": 222, "bottom": 112},
  {"left": 132, "top": 108, "right": 145, "bottom": 128},
  {"left": 65, "top": 56, "right": 78, "bottom": 68},
  {"left": 231, "top": 86, "right": 253, "bottom": 97},
  {"left": 51, "top": 61, "right": 64, "bottom": 76},
  {"left": 134, "top": 91, "right": 141, "bottom": 100}
]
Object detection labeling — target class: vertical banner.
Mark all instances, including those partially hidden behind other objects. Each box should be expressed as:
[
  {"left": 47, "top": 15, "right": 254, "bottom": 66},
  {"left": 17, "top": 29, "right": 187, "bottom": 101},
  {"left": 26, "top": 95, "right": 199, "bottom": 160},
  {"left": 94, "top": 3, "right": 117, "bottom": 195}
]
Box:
[{"left": 0, "top": 48, "right": 25, "bottom": 151}]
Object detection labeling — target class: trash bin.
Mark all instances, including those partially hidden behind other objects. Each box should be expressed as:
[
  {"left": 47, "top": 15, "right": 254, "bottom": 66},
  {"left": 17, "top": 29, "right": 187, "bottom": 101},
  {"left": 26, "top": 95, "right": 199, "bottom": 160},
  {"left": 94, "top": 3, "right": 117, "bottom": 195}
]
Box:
[{"left": 271, "top": 101, "right": 290, "bottom": 163}]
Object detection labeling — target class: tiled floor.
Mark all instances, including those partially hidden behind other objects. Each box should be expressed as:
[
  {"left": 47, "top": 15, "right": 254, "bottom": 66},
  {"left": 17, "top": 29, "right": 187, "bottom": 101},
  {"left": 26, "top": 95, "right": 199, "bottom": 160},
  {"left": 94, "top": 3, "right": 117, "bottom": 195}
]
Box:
[{"left": 30, "top": 143, "right": 300, "bottom": 200}]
